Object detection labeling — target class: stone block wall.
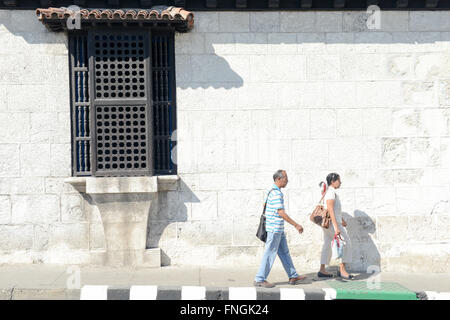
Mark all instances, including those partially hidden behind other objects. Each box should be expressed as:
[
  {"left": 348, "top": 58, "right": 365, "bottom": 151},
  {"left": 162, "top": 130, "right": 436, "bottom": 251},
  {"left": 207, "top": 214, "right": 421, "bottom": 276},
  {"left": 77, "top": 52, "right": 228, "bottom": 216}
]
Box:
[
  {"left": 0, "top": 10, "right": 449, "bottom": 272},
  {"left": 0, "top": 10, "right": 94, "bottom": 264},
  {"left": 170, "top": 10, "right": 450, "bottom": 272}
]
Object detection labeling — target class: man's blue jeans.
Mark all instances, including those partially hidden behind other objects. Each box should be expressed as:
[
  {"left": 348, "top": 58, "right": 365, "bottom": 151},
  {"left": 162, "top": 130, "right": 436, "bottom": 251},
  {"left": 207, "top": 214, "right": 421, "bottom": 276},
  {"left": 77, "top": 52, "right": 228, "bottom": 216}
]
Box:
[{"left": 255, "top": 231, "right": 299, "bottom": 282}]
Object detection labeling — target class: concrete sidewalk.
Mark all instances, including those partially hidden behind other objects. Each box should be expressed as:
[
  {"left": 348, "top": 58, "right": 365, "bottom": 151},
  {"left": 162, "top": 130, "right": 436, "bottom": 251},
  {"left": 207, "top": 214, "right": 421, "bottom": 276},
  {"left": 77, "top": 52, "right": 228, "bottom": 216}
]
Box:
[{"left": 0, "top": 264, "right": 449, "bottom": 299}]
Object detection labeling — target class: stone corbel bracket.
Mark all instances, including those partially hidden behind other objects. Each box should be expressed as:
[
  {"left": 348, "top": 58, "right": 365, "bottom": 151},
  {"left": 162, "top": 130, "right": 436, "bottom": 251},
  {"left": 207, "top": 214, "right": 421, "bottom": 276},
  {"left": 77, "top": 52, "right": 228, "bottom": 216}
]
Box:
[
  {"left": 64, "top": 175, "right": 180, "bottom": 194},
  {"left": 63, "top": 175, "right": 180, "bottom": 267}
]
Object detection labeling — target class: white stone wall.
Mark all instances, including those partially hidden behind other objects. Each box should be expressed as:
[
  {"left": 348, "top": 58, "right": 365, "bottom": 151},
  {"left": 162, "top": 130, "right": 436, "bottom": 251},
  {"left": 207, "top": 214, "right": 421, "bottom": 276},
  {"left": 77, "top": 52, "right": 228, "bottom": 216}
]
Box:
[
  {"left": 0, "top": 10, "right": 94, "bottom": 264},
  {"left": 0, "top": 10, "right": 449, "bottom": 272},
  {"left": 170, "top": 10, "right": 450, "bottom": 272}
]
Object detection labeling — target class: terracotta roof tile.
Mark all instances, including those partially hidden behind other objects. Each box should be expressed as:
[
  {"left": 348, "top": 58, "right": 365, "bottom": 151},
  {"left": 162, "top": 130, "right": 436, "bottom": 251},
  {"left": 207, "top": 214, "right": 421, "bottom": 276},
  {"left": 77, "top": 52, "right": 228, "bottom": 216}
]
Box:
[{"left": 35, "top": 6, "right": 194, "bottom": 32}]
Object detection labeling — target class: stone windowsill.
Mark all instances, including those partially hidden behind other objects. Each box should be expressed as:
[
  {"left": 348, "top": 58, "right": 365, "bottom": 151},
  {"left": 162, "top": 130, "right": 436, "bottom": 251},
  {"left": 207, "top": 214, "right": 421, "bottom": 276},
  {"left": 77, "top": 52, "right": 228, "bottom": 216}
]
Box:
[{"left": 64, "top": 175, "right": 179, "bottom": 194}]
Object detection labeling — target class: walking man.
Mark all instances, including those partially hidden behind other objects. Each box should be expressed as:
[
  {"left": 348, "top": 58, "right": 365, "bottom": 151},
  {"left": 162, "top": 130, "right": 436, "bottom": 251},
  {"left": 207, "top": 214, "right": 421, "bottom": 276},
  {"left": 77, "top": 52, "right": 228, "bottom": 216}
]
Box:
[{"left": 254, "top": 169, "right": 307, "bottom": 288}]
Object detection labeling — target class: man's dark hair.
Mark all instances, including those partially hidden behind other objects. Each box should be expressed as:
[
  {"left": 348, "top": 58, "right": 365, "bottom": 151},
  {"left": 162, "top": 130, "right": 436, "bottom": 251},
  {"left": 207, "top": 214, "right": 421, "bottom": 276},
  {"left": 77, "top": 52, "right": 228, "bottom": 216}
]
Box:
[{"left": 273, "top": 169, "right": 285, "bottom": 181}]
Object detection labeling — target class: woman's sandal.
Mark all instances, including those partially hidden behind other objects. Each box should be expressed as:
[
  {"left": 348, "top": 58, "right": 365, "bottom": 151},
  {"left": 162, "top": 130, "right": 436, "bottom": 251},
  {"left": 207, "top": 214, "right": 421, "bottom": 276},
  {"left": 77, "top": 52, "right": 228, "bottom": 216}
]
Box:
[
  {"left": 337, "top": 270, "right": 354, "bottom": 280},
  {"left": 317, "top": 271, "right": 334, "bottom": 278}
]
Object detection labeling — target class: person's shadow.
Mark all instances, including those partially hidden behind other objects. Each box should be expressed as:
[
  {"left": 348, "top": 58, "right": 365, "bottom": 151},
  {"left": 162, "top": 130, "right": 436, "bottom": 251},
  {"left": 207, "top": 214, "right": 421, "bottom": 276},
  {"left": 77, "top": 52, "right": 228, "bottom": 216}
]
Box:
[{"left": 340, "top": 210, "right": 380, "bottom": 281}]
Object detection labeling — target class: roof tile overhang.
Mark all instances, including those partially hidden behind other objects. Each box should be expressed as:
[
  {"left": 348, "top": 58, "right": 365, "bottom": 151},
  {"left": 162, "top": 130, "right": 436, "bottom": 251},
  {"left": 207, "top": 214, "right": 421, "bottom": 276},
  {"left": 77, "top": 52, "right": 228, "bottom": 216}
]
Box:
[{"left": 35, "top": 6, "right": 194, "bottom": 32}]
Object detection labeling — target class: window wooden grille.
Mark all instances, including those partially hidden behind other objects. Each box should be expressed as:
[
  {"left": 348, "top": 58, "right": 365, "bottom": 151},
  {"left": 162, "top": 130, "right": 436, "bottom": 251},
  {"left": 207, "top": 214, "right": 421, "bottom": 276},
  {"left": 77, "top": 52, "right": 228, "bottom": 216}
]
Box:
[
  {"left": 69, "top": 29, "right": 177, "bottom": 177},
  {"left": 152, "top": 32, "right": 177, "bottom": 175},
  {"left": 69, "top": 33, "right": 91, "bottom": 175}
]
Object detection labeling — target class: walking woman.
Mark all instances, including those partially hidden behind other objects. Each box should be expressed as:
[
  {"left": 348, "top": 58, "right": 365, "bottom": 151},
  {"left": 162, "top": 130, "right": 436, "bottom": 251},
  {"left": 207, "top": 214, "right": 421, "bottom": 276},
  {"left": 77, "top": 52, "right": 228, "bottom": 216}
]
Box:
[{"left": 317, "top": 173, "right": 353, "bottom": 279}]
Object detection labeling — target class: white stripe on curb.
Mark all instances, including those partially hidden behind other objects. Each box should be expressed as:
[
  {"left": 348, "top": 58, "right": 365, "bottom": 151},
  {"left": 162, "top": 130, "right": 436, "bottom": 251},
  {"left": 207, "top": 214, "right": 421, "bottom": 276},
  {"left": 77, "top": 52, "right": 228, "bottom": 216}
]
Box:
[
  {"left": 80, "top": 285, "right": 108, "bottom": 300},
  {"left": 181, "top": 286, "right": 206, "bottom": 300},
  {"left": 322, "top": 288, "right": 337, "bottom": 300},
  {"left": 279, "top": 288, "right": 306, "bottom": 300},
  {"left": 424, "top": 291, "right": 450, "bottom": 300},
  {"left": 129, "top": 285, "right": 158, "bottom": 300},
  {"left": 229, "top": 287, "right": 257, "bottom": 300}
]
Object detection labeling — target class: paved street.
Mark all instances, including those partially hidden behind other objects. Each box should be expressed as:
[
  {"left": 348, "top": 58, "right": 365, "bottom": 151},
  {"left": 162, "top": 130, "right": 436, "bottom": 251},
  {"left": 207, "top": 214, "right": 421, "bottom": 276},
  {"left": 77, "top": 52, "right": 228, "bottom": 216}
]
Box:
[{"left": 0, "top": 264, "right": 449, "bottom": 299}]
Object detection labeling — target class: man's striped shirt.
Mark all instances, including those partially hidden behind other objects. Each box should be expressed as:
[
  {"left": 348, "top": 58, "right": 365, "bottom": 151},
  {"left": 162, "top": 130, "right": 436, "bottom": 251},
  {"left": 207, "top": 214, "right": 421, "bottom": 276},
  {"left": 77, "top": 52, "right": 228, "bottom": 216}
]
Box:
[{"left": 264, "top": 184, "right": 285, "bottom": 233}]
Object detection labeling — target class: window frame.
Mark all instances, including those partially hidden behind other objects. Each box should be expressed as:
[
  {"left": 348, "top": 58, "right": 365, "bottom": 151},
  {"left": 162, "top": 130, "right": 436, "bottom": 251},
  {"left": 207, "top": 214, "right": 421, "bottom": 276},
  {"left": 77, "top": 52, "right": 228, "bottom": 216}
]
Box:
[{"left": 68, "top": 26, "right": 178, "bottom": 177}]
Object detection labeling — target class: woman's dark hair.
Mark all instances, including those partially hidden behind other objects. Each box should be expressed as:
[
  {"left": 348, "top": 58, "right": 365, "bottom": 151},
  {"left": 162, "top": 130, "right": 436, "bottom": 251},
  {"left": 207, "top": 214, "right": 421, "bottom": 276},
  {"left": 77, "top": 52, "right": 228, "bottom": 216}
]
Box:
[{"left": 326, "top": 173, "right": 340, "bottom": 186}]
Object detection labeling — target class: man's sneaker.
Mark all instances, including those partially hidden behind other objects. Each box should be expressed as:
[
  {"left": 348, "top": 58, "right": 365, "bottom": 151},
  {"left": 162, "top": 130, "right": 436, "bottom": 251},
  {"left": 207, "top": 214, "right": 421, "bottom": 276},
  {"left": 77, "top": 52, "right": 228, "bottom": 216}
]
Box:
[{"left": 253, "top": 281, "right": 276, "bottom": 288}]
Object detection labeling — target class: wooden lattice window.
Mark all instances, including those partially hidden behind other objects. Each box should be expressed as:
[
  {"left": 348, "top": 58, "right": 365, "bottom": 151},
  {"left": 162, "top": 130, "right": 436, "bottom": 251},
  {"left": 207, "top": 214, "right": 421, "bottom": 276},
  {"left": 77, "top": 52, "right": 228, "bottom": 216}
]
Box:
[
  {"left": 152, "top": 33, "right": 177, "bottom": 175},
  {"left": 69, "top": 28, "right": 177, "bottom": 177}
]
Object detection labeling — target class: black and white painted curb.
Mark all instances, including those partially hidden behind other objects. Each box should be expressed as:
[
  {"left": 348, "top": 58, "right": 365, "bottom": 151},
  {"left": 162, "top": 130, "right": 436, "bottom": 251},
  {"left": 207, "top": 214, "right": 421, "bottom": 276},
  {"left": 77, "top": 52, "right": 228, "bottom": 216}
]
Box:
[
  {"left": 79, "top": 285, "right": 450, "bottom": 300},
  {"left": 80, "top": 285, "right": 331, "bottom": 300},
  {"left": 421, "top": 291, "right": 450, "bottom": 300}
]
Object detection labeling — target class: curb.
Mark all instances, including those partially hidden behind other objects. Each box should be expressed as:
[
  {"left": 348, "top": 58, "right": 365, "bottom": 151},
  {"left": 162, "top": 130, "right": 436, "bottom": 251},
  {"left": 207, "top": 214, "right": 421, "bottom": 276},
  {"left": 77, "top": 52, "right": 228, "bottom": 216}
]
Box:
[
  {"left": 1, "top": 286, "right": 449, "bottom": 300},
  {"left": 1, "top": 288, "right": 82, "bottom": 300},
  {"left": 421, "top": 291, "right": 450, "bottom": 300},
  {"left": 80, "top": 285, "right": 323, "bottom": 300},
  {"left": 78, "top": 285, "right": 450, "bottom": 300}
]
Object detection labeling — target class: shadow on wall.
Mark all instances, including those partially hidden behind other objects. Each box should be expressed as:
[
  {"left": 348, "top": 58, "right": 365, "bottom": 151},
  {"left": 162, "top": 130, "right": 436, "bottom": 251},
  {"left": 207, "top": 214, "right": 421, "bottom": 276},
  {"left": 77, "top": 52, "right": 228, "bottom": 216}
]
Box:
[
  {"left": 0, "top": 11, "right": 69, "bottom": 46},
  {"left": 0, "top": 12, "right": 244, "bottom": 92},
  {"left": 342, "top": 210, "right": 380, "bottom": 273},
  {"left": 3, "top": 10, "right": 450, "bottom": 92},
  {"left": 176, "top": 51, "right": 244, "bottom": 90},
  {"left": 0, "top": 10, "right": 244, "bottom": 90},
  {"left": 176, "top": 22, "right": 450, "bottom": 90},
  {"left": 146, "top": 179, "right": 199, "bottom": 266}
]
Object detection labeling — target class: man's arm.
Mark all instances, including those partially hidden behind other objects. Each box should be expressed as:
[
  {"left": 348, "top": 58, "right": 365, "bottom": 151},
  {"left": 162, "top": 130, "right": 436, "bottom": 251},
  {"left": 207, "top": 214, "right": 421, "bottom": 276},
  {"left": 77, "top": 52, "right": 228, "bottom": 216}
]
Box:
[{"left": 278, "top": 209, "right": 303, "bottom": 233}]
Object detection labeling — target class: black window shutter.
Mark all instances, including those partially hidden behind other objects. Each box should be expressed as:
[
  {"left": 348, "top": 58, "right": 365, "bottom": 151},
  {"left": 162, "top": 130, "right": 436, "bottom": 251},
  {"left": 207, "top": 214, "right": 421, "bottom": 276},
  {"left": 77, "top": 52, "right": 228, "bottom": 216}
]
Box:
[
  {"left": 69, "top": 31, "right": 91, "bottom": 176},
  {"left": 151, "top": 31, "right": 177, "bottom": 175}
]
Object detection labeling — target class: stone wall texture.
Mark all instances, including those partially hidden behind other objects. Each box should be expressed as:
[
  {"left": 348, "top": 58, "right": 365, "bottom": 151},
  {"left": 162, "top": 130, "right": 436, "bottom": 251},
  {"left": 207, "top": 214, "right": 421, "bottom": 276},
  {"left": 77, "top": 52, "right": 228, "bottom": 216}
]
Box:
[{"left": 1, "top": 9, "right": 449, "bottom": 273}]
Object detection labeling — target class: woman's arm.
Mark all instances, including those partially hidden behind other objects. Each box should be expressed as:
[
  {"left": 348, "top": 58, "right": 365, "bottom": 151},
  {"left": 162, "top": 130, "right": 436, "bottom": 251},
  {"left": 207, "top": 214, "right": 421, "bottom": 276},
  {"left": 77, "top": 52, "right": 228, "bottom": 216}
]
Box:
[{"left": 326, "top": 199, "right": 341, "bottom": 235}]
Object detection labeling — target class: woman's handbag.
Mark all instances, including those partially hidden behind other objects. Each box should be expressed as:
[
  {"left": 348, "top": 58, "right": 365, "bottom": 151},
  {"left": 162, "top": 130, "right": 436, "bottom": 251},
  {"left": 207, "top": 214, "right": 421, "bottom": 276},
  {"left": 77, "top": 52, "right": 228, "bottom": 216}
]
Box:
[
  {"left": 331, "top": 234, "right": 345, "bottom": 259},
  {"left": 256, "top": 189, "right": 276, "bottom": 242},
  {"left": 309, "top": 191, "right": 331, "bottom": 228}
]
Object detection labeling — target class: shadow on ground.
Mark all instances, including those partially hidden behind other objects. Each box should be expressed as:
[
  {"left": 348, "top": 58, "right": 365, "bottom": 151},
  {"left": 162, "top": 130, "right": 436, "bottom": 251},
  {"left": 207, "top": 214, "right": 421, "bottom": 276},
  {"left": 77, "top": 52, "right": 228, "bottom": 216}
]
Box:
[{"left": 273, "top": 265, "right": 378, "bottom": 286}]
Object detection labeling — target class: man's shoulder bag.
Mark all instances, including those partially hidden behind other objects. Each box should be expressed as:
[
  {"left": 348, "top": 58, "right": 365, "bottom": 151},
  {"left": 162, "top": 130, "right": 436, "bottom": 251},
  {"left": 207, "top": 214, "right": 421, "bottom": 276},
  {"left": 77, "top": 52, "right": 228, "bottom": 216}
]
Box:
[{"left": 256, "top": 188, "right": 277, "bottom": 242}]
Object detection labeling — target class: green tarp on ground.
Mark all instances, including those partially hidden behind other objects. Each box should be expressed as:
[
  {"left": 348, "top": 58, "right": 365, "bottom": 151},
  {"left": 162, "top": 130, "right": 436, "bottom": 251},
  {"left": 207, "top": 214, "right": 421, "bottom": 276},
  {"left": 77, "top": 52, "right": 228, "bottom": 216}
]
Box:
[{"left": 327, "top": 280, "right": 418, "bottom": 300}]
